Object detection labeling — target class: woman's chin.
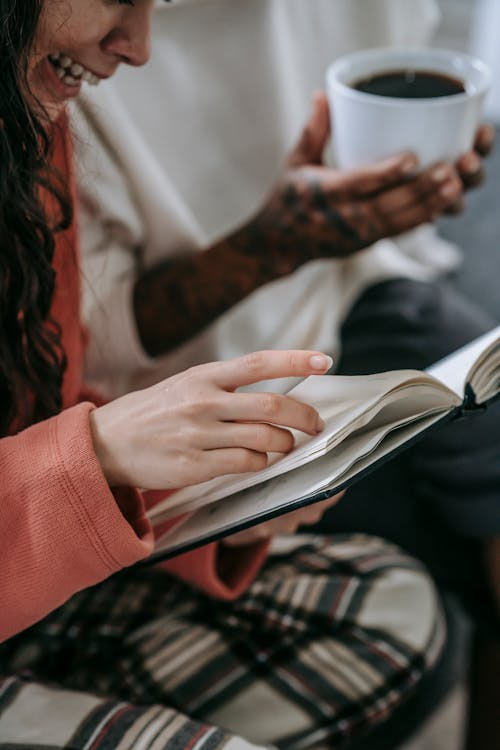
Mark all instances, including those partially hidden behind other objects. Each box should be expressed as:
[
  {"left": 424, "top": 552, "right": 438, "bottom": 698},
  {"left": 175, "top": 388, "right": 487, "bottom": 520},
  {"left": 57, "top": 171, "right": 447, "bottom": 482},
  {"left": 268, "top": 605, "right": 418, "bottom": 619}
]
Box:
[{"left": 28, "top": 57, "right": 82, "bottom": 121}]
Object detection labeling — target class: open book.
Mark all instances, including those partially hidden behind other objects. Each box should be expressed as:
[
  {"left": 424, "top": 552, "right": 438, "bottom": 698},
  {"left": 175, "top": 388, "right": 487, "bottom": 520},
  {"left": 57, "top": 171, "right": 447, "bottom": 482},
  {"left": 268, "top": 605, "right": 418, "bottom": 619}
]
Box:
[{"left": 146, "top": 325, "right": 500, "bottom": 562}]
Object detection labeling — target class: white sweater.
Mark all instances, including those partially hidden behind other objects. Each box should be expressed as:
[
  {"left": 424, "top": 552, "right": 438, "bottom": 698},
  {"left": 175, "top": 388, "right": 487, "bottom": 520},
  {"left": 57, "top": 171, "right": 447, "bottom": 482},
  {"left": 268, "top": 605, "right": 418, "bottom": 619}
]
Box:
[{"left": 73, "top": 0, "right": 459, "bottom": 396}]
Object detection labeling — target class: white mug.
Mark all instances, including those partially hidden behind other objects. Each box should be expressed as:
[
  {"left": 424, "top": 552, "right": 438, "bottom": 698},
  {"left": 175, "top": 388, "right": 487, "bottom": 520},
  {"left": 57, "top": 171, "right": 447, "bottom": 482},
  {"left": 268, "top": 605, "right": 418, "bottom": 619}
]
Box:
[{"left": 326, "top": 47, "right": 491, "bottom": 169}]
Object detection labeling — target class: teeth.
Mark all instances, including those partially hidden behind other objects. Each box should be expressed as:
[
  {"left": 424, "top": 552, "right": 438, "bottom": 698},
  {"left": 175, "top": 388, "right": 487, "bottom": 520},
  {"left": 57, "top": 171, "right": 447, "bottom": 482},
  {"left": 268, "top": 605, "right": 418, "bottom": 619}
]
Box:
[
  {"left": 59, "top": 55, "right": 72, "bottom": 69},
  {"left": 50, "top": 53, "right": 101, "bottom": 87}
]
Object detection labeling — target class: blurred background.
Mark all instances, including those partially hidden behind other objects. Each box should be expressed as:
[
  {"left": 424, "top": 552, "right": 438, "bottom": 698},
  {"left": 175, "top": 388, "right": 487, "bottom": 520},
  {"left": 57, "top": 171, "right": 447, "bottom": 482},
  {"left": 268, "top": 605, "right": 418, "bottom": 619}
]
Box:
[
  {"left": 435, "top": 0, "right": 500, "bottom": 323},
  {"left": 393, "top": 6, "right": 499, "bottom": 748}
]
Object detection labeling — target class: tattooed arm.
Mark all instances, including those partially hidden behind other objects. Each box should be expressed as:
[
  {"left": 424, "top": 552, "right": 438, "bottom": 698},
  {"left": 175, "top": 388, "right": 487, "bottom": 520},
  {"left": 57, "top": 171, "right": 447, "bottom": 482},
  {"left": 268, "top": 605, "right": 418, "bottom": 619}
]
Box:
[{"left": 134, "top": 93, "right": 492, "bottom": 357}]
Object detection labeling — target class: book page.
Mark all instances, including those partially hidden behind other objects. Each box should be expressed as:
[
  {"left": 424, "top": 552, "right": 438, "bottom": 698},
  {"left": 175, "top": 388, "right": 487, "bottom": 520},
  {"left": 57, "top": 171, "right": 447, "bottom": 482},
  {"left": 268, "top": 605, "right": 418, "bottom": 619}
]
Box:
[
  {"left": 148, "top": 370, "right": 456, "bottom": 525},
  {"left": 151, "top": 405, "right": 448, "bottom": 560},
  {"left": 427, "top": 325, "right": 500, "bottom": 401}
]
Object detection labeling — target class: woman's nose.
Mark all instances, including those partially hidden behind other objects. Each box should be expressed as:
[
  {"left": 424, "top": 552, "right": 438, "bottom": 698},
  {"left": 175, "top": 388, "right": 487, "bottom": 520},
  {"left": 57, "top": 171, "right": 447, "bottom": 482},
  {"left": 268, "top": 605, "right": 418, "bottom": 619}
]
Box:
[{"left": 102, "top": 7, "right": 152, "bottom": 67}]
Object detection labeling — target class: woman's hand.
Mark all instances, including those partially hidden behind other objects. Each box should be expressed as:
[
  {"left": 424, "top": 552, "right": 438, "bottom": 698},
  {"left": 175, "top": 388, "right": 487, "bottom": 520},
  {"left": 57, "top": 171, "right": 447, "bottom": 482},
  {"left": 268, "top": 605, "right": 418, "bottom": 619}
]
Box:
[
  {"left": 222, "top": 492, "right": 344, "bottom": 547},
  {"left": 89, "top": 350, "right": 332, "bottom": 490}
]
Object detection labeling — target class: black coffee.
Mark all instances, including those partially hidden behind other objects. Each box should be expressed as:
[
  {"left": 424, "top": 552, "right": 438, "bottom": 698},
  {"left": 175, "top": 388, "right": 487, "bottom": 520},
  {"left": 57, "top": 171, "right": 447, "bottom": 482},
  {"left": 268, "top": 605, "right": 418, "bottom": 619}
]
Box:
[{"left": 352, "top": 69, "right": 466, "bottom": 99}]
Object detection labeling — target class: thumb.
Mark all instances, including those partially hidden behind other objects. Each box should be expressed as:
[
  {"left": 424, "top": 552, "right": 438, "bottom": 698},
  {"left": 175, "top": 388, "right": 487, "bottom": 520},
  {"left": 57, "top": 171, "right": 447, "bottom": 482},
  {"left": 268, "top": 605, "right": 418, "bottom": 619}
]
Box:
[{"left": 288, "top": 91, "right": 331, "bottom": 168}]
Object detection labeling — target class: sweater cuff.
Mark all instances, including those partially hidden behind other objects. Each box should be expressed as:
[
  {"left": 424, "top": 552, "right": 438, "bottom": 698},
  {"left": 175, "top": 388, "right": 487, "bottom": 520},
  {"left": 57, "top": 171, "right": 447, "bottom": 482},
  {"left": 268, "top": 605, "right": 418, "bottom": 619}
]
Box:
[{"left": 54, "top": 402, "right": 154, "bottom": 573}]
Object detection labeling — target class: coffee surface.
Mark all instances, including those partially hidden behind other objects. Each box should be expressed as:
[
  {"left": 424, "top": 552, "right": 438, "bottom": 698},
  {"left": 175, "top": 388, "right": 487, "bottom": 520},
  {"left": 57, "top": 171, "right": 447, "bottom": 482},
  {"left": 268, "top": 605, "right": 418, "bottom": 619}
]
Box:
[{"left": 352, "top": 69, "right": 466, "bottom": 99}]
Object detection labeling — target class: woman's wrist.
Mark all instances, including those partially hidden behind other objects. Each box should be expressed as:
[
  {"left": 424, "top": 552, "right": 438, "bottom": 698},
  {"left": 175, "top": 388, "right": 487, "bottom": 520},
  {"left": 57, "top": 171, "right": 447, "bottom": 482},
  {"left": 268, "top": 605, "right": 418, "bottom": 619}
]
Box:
[{"left": 89, "top": 406, "right": 121, "bottom": 487}]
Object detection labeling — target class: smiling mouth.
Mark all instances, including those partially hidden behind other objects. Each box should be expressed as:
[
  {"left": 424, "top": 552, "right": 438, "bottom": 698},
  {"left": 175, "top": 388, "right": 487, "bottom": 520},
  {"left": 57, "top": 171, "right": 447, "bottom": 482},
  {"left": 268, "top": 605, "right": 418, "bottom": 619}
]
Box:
[{"left": 48, "top": 53, "right": 101, "bottom": 87}]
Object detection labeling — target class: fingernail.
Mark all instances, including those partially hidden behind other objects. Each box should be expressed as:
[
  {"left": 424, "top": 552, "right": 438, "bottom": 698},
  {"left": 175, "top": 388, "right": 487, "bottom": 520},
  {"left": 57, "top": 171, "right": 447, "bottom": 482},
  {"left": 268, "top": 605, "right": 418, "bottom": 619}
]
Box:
[
  {"left": 310, "top": 354, "right": 333, "bottom": 371},
  {"left": 316, "top": 415, "right": 326, "bottom": 433},
  {"left": 400, "top": 155, "right": 419, "bottom": 174},
  {"left": 463, "top": 152, "right": 481, "bottom": 172},
  {"left": 431, "top": 165, "right": 450, "bottom": 183},
  {"left": 441, "top": 181, "right": 459, "bottom": 199}
]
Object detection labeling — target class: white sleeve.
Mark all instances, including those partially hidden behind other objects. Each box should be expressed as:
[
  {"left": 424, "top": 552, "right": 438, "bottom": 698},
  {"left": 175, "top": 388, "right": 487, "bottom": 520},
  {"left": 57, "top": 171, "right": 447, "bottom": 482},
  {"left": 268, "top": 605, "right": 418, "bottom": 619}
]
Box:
[
  {"left": 71, "top": 90, "right": 204, "bottom": 395},
  {"left": 73, "top": 109, "right": 155, "bottom": 392},
  {"left": 80, "top": 233, "right": 155, "bottom": 391},
  {"left": 384, "top": 0, "right": 441, "bottom": 46}
]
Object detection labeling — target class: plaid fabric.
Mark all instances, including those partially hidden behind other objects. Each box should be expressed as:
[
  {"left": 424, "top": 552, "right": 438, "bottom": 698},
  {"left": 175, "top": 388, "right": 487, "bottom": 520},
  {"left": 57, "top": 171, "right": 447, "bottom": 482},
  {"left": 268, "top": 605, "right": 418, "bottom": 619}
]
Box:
[{"left": 0, "top": 534, "right": 445, "bottom": 750}]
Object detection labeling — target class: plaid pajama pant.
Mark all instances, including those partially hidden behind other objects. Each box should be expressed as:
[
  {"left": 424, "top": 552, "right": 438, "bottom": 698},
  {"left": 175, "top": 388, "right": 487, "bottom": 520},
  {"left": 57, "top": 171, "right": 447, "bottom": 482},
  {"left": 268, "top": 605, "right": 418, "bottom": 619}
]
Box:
[{"left": 0, "top": 534, "right": 445, "bottom": 750}]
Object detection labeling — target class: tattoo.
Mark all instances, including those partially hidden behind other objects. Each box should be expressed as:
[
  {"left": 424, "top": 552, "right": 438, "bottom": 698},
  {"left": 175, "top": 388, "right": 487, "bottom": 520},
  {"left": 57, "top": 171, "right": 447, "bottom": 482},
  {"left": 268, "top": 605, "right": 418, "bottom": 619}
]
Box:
[
  {"left": 133, "top": 169, "right": 385, "bottom": 357},
  {"left": 133, "top": 223, "right": 281, "bottom": 357}
]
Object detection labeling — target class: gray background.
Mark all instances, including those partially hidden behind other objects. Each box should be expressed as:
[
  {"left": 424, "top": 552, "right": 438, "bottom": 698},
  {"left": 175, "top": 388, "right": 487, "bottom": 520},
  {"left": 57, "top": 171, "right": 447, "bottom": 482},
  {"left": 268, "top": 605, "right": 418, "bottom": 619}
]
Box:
[{"left": 435, "top": 0, "right": 500, "bottom": 323}]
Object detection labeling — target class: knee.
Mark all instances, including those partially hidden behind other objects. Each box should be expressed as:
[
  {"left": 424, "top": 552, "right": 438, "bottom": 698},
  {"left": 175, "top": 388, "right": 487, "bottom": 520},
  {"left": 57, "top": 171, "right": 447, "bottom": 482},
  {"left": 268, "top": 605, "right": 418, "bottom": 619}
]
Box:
[
  {"left": 355, "top": 553, "right": 444, "bottom": 665},
  {"left": 327, "top": 535, "right": 445, "bottom": 667}
]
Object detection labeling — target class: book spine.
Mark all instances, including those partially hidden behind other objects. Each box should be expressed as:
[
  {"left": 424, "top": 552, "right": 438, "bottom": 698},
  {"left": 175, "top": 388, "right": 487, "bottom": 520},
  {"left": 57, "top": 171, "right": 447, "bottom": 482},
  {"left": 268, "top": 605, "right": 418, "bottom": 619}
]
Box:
[{"left": 457, "top": 383, "right": 487, "bottom": 418}]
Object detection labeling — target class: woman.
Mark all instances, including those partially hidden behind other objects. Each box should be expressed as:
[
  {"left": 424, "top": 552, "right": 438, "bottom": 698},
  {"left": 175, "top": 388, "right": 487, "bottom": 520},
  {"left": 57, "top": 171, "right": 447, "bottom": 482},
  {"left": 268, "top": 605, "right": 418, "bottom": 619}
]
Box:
[{"left": 0, "top": 2, "right": 443, "bottom": 748}]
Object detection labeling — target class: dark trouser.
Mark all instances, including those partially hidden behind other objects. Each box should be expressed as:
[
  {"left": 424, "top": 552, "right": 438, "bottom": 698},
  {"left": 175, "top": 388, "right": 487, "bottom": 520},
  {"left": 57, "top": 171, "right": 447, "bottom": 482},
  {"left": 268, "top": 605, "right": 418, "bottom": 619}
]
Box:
[{"left": 314, "top": 278, "right": 500, "bottom": 622}]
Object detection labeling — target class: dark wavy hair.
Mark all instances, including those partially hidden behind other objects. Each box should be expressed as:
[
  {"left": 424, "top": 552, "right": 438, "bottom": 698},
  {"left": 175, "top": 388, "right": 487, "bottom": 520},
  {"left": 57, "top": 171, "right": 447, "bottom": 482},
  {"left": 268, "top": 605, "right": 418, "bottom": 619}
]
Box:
[{"left": 0, "top": 0, "right": 71, "bottom": 435}]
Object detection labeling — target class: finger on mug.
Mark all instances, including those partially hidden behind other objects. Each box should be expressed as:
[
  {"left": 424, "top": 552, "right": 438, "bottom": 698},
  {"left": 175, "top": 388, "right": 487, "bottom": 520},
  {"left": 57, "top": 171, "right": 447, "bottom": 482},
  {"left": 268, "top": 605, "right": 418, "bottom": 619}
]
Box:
[
  {"left": 216, "top": 391, "right": 324, "bottom": 436},
  {"left": 456, "top": 153, "right": 485, "bottom": 190},
  {"left": 373, "top": 162, "right": 463, "bottom": 213},
  {"left": 327, "top": 152, "right": 419, "bottom": 201},
  {"left": 288, "top": 91, "right": 331, "bottom": 168},
  {"left": 211, "top": 350, "right": 333, "bottom": 391},
  {"left": 360, "top": 173, "right": 462, "bottom": 235},
  {"left": 474, "top": 123, "right": 495, "bottom": 157},
  {"left": 383, "top": 182, "right": 462, "bottom": 234},
  {"left": 369, "top": 161, "right": 456, "bottom": 214}
]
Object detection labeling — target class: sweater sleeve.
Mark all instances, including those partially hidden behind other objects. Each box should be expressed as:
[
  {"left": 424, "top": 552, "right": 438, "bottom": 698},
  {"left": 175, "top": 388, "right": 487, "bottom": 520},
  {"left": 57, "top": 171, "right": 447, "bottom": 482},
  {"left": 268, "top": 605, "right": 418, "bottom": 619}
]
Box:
[
  {"left": 161, "top": 539, "right": 270, "bottom": 600},
  {"left": 0, "top": 402, "right": 153, "bottom": 643}
]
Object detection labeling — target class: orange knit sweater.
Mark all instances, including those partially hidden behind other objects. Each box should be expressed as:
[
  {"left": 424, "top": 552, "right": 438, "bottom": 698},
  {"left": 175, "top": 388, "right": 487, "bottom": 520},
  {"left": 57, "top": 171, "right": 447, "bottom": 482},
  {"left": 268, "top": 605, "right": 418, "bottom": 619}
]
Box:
[{"left": 0, "top": 114, "right": 267, "bottom": 644}]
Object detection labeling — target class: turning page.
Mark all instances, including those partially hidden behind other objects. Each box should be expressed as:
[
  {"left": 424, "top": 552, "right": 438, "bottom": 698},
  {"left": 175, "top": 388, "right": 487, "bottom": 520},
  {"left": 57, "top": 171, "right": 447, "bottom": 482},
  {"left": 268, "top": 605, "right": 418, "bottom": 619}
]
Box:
[{"left": 427, "top": 325, "right": 500, "bottom": 402}]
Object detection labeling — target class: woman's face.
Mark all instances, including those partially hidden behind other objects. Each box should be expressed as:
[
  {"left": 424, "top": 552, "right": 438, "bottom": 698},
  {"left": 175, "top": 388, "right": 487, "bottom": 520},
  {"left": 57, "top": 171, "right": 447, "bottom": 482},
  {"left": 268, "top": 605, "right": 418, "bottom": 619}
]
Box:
[{"left": 29, "top": 0, "right": 155, "bottom": 119}]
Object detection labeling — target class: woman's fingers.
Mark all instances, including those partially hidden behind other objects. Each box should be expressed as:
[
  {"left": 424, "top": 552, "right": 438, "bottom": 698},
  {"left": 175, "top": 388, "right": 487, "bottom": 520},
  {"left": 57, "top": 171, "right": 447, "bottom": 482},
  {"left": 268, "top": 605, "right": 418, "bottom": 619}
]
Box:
[
  {"left": 92, "top": 350, "right": 334, "bottom": 490},
  {"left": 201, "top": 447, "right": 271, "bottom": 477},
  {"left": 200, "top": 422, "right": 296, "bottom": 454},
  {"left": 208, "top": 349, "right": 333, "bottom": 391},
  {"left": 215, "top": 391, "right": 324, "bottom": 436}
]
